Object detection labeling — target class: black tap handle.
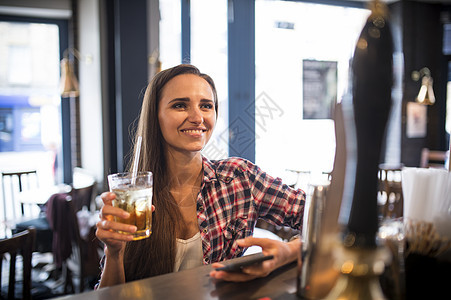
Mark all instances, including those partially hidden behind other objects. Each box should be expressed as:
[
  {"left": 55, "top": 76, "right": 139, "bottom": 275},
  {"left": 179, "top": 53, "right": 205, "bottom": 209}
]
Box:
[{"left": 344, "top": 10, "right": 394, "bottom": 248}]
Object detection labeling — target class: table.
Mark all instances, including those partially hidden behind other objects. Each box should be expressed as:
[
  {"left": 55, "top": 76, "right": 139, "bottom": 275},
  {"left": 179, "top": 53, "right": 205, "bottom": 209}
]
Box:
[
  {"left": 46, "top": 248, "right": 451, "bottom": 300},
  {"left": 17, "top": 184, "right": 72, "bottom": 207},
  {"left": 52, "top": 257, "right": 300, "bottom": 300}
]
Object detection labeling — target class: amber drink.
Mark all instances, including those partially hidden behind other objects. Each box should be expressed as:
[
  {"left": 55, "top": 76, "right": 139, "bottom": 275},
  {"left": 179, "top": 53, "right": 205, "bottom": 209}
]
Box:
[{"left": 108, "top": 172, "right": 153, "bottom": 240}]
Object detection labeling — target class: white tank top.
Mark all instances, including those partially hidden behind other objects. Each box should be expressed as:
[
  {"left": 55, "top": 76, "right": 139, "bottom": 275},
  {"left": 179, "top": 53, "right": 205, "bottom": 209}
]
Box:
[{"left": 174, "top": 232, "right": 203, "bottom": 272}]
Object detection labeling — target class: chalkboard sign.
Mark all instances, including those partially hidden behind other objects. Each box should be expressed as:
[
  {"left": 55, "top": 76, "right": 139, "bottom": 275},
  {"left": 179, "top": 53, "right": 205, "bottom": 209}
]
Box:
[{"left": 302, "top": 59, "right": 337, "bottom": 119}]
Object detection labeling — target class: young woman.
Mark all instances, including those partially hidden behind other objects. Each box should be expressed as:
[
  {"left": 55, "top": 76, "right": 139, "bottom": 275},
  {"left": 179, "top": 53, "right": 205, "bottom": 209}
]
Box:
[{"left": 95, "top": 64, "right": 305, "bottom": 287}]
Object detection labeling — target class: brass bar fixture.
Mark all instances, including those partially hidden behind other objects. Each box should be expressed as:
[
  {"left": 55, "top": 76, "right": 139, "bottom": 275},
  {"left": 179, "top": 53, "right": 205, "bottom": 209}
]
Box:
[
  {"left": 411, "top": 67, "right": 435, "bottom": 105},
  {"left": 60, "top": 48, "right": 81, "bottom": 98}
]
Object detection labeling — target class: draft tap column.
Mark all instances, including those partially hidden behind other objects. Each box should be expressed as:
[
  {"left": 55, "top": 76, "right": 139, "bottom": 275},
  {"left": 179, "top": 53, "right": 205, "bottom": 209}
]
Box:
[{"left": 325, "top": 1, "right": 394, "bottom": 299}]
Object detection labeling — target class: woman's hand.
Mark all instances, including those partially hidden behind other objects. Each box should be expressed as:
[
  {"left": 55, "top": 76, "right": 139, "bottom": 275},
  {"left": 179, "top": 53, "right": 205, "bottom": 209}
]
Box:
[
  {"left": 95, "top": 192, "right": 137, "bottom": 257},
  {"left": 209, "top": 237, "right": 301, "bottom": 282},
  {"left": 97, "top": 191, "right": 157, "bottom": 288}
]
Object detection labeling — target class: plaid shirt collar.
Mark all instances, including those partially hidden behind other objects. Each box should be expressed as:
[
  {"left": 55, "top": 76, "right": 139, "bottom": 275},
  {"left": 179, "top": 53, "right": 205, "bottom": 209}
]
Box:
[
  {"left": 202, "top": 155, "right": 217, "bottom": 182},
  {"left": 202, "top": 155, "right": 247, "bottom": 183}
]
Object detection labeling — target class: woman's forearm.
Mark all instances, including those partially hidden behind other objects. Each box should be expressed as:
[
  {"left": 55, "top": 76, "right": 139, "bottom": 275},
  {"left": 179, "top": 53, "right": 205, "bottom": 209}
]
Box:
[
  {"left": 285, "top": 237, "right": 301, "bottom": 265},
  {"left": 98, "top": 249, "right": 126, "bottom": 288}
]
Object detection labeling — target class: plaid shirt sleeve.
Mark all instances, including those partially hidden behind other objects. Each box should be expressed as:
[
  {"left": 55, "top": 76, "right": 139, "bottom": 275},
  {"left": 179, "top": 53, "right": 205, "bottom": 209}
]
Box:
[{"left": 199, "top": 156, "right": 306, "bottom": 263}]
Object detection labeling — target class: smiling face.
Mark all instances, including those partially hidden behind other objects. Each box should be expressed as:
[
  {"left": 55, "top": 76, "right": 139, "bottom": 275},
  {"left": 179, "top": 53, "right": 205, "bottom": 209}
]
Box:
[{"left": 158, "top": 74, "right": 217, "bottom": 156}]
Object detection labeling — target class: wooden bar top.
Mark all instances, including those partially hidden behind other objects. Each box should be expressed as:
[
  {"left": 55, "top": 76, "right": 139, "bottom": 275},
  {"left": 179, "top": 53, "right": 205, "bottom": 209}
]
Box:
[{"left": 54, "top": 256, "right": 300, "bottom": 300}]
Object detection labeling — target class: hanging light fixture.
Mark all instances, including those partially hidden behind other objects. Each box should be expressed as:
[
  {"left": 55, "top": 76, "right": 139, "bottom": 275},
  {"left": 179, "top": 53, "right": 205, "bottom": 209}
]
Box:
[
  {"left": 411, "top": 67, "right": 436, "bottom": 105},
  {"left": 60, "top": 48, "right": 80, "bottom": 98}
]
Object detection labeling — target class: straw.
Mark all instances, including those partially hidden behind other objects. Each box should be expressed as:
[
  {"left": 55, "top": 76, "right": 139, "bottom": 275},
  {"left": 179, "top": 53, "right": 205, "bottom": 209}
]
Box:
[
  {"left": 402, "top": 166, "right": 451, "bottom": 259},
  {"left": 405, "top": 220, "right": 451, "bottom": 257},
  {"left": 131, "top": 135, "right": 142, "bottom": 185}
]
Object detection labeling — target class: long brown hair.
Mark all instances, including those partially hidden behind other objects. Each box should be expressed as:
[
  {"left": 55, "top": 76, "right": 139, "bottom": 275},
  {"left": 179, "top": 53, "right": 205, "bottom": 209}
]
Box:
[{"left": 123, "top": 64, "right": 218, "bottom": 281}]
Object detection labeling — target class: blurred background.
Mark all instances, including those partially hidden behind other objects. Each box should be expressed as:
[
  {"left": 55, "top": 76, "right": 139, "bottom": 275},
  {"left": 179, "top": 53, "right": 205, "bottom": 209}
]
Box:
[{"left": 0, "top": 0, "right": 449, "bottom": 193}]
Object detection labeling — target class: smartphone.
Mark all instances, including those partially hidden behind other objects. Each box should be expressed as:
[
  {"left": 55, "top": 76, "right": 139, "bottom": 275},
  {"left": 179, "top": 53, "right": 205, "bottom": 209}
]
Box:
[{"left": 215, "top": 253, "right": 274, "bottom": 272}]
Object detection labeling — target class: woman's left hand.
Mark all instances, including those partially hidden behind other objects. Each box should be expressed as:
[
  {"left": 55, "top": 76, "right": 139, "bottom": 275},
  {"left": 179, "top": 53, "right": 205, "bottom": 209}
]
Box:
[{"left": 209, "top": 237, "right": 301, "bottom": 282}]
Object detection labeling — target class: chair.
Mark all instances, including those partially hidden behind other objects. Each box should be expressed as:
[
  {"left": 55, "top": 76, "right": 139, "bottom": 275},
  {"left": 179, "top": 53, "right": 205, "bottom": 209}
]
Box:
[
  {"left": 65, "top": 194, "right": 102, "bottom": 293},
  {"left": 45, "top": 182, "right": 101, "bottom": 294},
  {"left": 0, "top": 228, "right": 35, "bottom": 300},
  {"left": 0, "top": 228, "right": 54, "bottom": 300},
  {"left": 12, "top": 181, "right": 99, "bottom": 294},
  {"left": 420, "top": 148, "right": 449, "bottom": 169},
  {"left": 1, "top": 170, "right": 39, "bottom": 227},
  {"left": 70, "top": 181, "right": 96, "bottom": 213},
  {"left": 13, "top": 167, "right": 97, "bottom": 253},
  {"left": 378, "top": 165, "right": 403, "bottom": 219},
  {"left": 1, "top": 170, "right": 51, "bottom": 254}
]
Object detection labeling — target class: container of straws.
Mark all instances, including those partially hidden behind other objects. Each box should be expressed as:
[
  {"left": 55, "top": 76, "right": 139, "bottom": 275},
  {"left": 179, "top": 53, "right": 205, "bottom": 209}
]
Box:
[{"left": 401, "top": 167, "right": 451, "bottom": 299}]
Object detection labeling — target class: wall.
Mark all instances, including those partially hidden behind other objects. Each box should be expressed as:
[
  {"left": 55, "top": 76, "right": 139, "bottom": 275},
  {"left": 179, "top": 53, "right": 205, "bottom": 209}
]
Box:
[
  {"left": 99, "top": 0, "right": 149, "bottom": 182},
  {"left": 78, "top": 0, "right": 104, "bottom": 185},
  {"left": 396, "top": 1, "right": 449, "bottom": 166}
]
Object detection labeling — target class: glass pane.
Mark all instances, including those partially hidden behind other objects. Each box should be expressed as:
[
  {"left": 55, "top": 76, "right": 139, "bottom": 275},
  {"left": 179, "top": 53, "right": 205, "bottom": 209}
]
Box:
[
  {"left": 0, "top": 21, "right": 61, "bottom": 187},
  {"left": 160, "top": 0, "right": 182, "bottom": 69},
  {"left": 255, "top": 0, "right": 370, "bottom": 189},
  {"left": 446, "top": 61, "right": 451, "bottom": 137},
  {"left": 191, "top": 0, "right": 228, "bottom": 160}
]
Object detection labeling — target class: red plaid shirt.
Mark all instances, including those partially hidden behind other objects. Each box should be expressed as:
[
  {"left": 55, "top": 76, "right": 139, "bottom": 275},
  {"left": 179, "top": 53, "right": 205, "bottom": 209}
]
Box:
[
  {"left": 96, "top": 156, "right": 305, "bottom": 287},
  {"left": 199, "top": 156, "right": 305, "bottom": 264}
]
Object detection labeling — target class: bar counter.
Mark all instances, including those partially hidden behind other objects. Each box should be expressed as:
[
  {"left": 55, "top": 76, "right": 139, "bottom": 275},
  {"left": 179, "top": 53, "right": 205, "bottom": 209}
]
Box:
[{"left": 55, "top": 256, "right": 300, "bottom": 300}]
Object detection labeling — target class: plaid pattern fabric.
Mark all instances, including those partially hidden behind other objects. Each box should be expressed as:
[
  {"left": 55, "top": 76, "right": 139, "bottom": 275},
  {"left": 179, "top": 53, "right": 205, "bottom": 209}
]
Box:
[{"left": 199, "top": 156, "right": 305, "bottom": 264}]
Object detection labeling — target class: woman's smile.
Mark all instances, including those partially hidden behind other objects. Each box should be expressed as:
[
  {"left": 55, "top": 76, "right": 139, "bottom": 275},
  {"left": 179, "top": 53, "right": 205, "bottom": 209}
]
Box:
[{"left": 180, "top": 128, "right": 207, "bottom": 135}]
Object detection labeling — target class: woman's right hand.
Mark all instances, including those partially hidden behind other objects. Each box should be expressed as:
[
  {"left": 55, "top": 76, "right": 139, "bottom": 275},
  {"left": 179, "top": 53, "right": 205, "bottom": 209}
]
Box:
[{"left": 95, "top": 192, "right": 136, "bottom": 256}]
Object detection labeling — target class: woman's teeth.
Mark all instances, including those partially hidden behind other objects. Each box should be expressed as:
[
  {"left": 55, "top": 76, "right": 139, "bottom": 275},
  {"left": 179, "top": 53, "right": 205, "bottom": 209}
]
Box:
[{"left": 183, "top": 129, "right": 204, "bottom": 133}]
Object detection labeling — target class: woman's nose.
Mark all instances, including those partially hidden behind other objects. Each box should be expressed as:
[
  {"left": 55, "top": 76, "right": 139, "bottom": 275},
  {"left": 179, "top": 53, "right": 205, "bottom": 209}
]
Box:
[{"left": 187, "top": 107, "right": 203, "bottom": 123}]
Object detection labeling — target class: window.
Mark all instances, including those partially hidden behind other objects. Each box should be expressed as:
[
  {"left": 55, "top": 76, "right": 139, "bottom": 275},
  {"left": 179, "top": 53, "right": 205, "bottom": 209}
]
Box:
[
  {"left": 191, "top": 0, "right": 229, "bottom": 160},
  {"left": 0, "top": 21, "right": 62, "bottom": 187},
  {"left": 159, "top": 0, "right": 182, "bottom": 70},
  {"left": 255, "top": 0, "right": 370, "bottom": 188}
]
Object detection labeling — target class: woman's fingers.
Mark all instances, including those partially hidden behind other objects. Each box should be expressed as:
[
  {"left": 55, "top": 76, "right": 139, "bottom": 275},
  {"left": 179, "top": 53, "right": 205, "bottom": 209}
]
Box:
[
  {"left": 100, "top": 231, "right": 134, "bottom": 242},
  {"left": 209, "top": 263, "right": 260, "bottom": 282},
  {"left": 100, "top": 204, "right": 130, "bottom": 220},
  {"left": 209, "top": 255, "right": 274, "bottom": 282},
  {"left": 210, "top": 238, "right": 297, "bottom": 283},
  {"left": 240, "top": 260, "right": 273, "bottom": 277},
  {"left": 97, "top": 192, "right": 156, "bottom": 252},
  {"left": 210, "top": 270, "right": 259, "bottom": 282},
  {"left": 100, "top": 191, "right": 116, "bottom": 205},
  {"left": 96, "top": 191, "right": 138, "bottom": 245},
  {"left": 95, "top": 217, "right": 134, "bottom": 254},
  {"left": 96, "top": 225, "right": 134, "bottom": 242},
  {"left": 236, "top": 237, "right": 272, "bottom": 249},
  {"left": 97, "top": 205, "right": 137, "bottom": 237},
  {"left": 97, "top": 218, "right": 137, "bottom": 233}
]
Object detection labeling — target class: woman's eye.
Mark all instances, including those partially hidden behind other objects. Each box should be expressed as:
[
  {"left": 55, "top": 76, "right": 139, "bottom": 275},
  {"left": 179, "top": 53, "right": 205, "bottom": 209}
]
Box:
[
  {"left": 201, "top": 103, "right": 213, "bottom": 109},
  {"left": 172, "top": 103, "right": 186, "bottom": 109}
]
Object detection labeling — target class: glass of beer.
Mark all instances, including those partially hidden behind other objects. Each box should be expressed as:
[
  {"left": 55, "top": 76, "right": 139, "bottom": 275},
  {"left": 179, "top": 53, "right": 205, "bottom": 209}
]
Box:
[{"left": 107, "top": 172, "right": 153, "bottom": 240}]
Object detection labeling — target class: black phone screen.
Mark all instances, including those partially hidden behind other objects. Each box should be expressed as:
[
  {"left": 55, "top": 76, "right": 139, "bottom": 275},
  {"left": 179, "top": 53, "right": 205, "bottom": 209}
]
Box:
[{"left": 215, "top": 253, "right": 274, "bottom": 272}]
